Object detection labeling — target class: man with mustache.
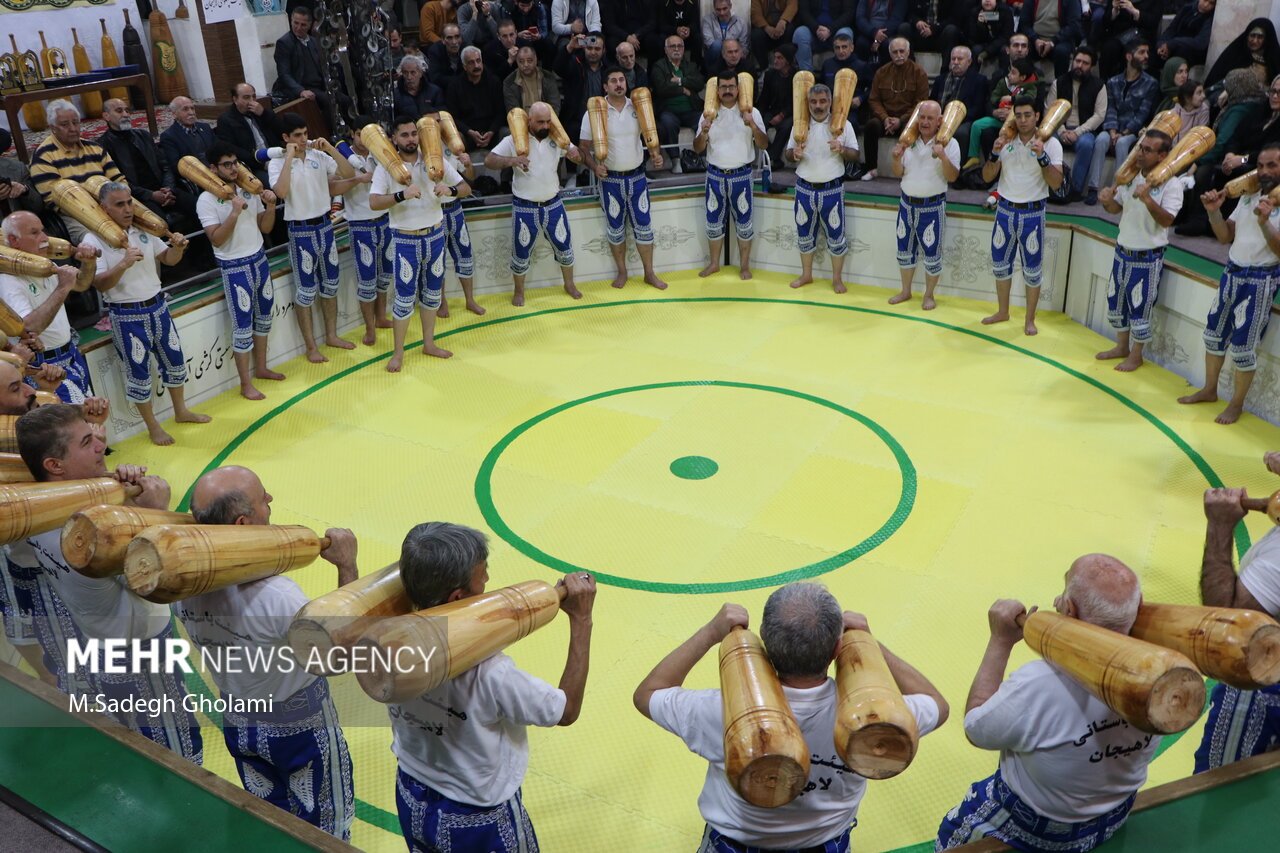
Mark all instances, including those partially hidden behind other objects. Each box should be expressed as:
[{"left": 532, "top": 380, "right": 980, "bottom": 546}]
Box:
[{"left": 889, "top": 99, "right": 960, "bottom": 309}]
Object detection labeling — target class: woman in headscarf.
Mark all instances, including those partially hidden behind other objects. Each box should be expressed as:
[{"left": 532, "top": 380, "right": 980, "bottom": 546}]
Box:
[
  {"left": 1204, "top": 18, "right": 1280, "bottom": 91},
  {"left": 1156, "top": 57, "right": 1188, "bottom": 112},
  {"left": 1221, "top": 74, "right": 1280, "bottom": 180}
]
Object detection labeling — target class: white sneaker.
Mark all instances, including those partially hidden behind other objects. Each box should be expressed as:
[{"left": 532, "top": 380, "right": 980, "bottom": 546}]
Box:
[{"left": 860, "top": 169, "right": 877, "bottom": 181}]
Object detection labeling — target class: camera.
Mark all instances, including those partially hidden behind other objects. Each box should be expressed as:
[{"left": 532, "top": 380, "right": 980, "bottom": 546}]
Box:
[{"left": 980, "top": 10, "right": 999, "bottom": 22}]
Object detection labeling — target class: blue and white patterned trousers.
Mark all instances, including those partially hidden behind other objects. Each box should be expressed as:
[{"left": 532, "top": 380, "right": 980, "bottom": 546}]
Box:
[
  {"left": 795, "top": 177, "right": 848, "bottom": 256},
  {"left": 1194, "top": 681, "right": 1280, "bottom": 773},
  {"left": 218, "top": 250, "right": 274, "bottom": 353},
  {"left": 349, "top": 215, "right": 393, "bottom": 303},
  {"left": 443, "top": 201, "right": 475, "bottom": 278},
  {"left": 396, "top": 769, "right": 539, "bottom": 853},
  {"left": 991, "top": 199, "right": 1045, "bottom": 286},
  {"left": 511, "top": 196, "right": 574, "bottom": 275},
  {"left": 286, "top": 219, "right": 340, "bottom": 307},
  {"left": 106, "top": 298, "right": 188, "bottom": 403},
  {"left": 1203, "top": 262, "right": 1279, "bottom": 370},
  {"left": 705, "top": 164, "right": 754, "bottom": 241},
  {"left": 0, "top": 550, "right": 36, "bottom": 646},
  {"left": 9, "top": 554, "right": 93, "bottom": 695},
  {"left": 33, "top": 337, "right": 91, "bottom": 404},
  {"left": 1106, "top": 245, "right": 1166, "bottom": 343},
  {"left": 697, "top": 824, "right": 852, "bottom": 853},
  {"left": 897, "top": 193, "right": 947, "bottom": 274},
  {"left": 391, "top": 226, "right": 447, "bottom": 319},
  {"left": 600, "top": 168, "right": 654, "bottom": 245}
]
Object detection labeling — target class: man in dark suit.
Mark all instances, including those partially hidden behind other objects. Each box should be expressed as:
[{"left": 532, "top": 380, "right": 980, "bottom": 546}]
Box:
[
  {"left": 97, "top": 98, "right": 197, "bottom": 234},
  {"left": 427, "top": 23, "right": 465, "bottom": 92},
  {"left": 272, "top": 6, "right": 329, "bottom": 111},
  {"left": 928, "top": 45, "right": 989, "bottom": 160},
  {"left": 160, "top": 96, "right": 217, "bottom": 184},
  {"left": 214, "top": 83, "right": 281, "bottom": 185},
  {"left": 446, "top": 46, "right": 505, "bottom": 151}
]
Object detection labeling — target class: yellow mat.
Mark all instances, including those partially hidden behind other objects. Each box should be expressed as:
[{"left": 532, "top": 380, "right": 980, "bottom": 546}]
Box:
[{"left": 107, "top": 269, "right": 1280, "bottom": 852}]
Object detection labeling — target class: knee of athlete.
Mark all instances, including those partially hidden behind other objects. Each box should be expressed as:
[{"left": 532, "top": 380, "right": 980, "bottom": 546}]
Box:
[{"left": 1231, "top": 350, "right": 1258, "bottom": 371}]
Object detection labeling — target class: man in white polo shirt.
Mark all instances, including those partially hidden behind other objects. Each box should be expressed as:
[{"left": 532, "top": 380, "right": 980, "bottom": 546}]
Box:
[
  {"left": 0, "top": 211, "right": 98, "bottom": 402},
  {"left": 268, "top": 113, "right": 360, "bottom": 364},
  {"left": 785, "top": 82, "right": 859, "bottom": 294},
  {"left": 694, "top": 71, "right": 768, "bottom": 280},
  {"left": 485, "top": 102, "right": 585, "bottom": 307},
  {"left": 937, "top": 555, "right": 1156, "bottom": 852},
  {"left": 889, "top": 100, "right": 960, "bottom": 309},
  {"left": 1178, "top": 142, "right": 1280, "bottom": 425},
  {"left": 1095, "top": 129, "right": 1181, "bottom": 373},
  {"left": 370, "top": 117, "right": 470, "bottom": 373},
  {"left": 579, "top": 67, "right": 668, "bottom": 291},
  {"left": 980, "top": 96, "right": 1064, "bottom": 336},
  {"left": 85, "top": 182, "right": 210, "bottom": 446},
  {"left": 636, "top": 583, "right": 947, "bottom": 853}
]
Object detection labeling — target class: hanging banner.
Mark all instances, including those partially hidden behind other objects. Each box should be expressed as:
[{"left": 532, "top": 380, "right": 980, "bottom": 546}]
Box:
[
  {"left": 0, "top": 0, "right": 111, "bottom": 12},
  {"left": 201, "top": 0, "right": 245, "bottom": 24}
]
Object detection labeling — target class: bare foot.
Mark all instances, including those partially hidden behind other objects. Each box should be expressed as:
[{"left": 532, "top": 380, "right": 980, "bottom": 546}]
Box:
[
  {"left": 698, "top": 264, "right": 720, "bottom": 278},
  {"left": 610, "top": 274, "right": 628, "bottom": 289},
  {"left": 306, "top": 348, "right": 329, "bottom": 363},
  {"left": 1024, "top": 321, "right": 1038, "bottom": 336},
  {"left": 326, "top": 336, "right": 356, "bottom": 350},
  {"left": 256, "top": 367, "right": 286, "bottom": 381},
  {"left": 922, "top": 295, "right": 936, "bottom": 310},
  {"left": 422, "top": 344, "right": 453, "bottom": 359},
  {"left": 1115, "top": 352, "right": 1144, "bottom": 372},
  {"left": 362, "top": 327, "right": 377, "bottom": 346},
  {"left": 175, "top": 410, "right": 212, "bottom": 424},
  {"left": 466, "top": 301, "right": 486, "bottom": 315},
  {"left": 739, "top": 267, "right": 752, "bottom": 280},
  {"left": 564, "top": 283, "right": 583, "bottom": 299},
  {"left": 1178, "top": 388, "right": 1218, "bottom": 405},
  {"left": 832, "top": 280, "right": 847, "bottom": 294},
  {"left": 1216, "top": 403, "right": 1244, "bottom": 425},
  {"left": 887, "top": 290, "right": 911, "bottom": 304},
  {"left": 1095, "top": 345, "right": 1128, "bottom": 360},
  {"left": 240, "top": 384, "right": 266, "bottom": 401},
  {"left": 512, "top": 291, "right": 525, "bottom": 307},
  {"left": 147, "top": 424, "right": 175, "bottom": 446},
  {"left": 644, "top": 274, "right": 668, "bottom": 290},
  {"left": 981, "top": 312, "right": 1009, "bottom": 325},
  {"left": 376, "top": 317, "right": 393, "bottom": 329},
  {"left": 386, "top": 354, "right": 404, "bottom": 373},
  {"left": 789, "top": 275, "right": 813, "bottom": 289},
  {"left": 437, "top": 302, "right": 451, "bottom": 319}
]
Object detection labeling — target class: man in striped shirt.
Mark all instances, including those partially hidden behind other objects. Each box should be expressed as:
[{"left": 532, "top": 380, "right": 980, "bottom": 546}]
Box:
[{"left": 29, "top": 99, "right": 125, "bottom": 242}]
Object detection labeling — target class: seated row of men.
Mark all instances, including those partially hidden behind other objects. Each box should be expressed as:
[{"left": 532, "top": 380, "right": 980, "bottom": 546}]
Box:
[{"left": 2, "top": 396, "right": 1276, "bottom": 851}]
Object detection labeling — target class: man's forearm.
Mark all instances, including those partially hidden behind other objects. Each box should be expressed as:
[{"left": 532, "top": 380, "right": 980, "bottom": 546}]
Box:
[
  {"left": 1201, "top": 520, "right": 1241, "bottom": 606},
  {"left": 965, "top": 637, "right": 1014, "bottom": 714},
  {"left": 557, "top": 617, "right": 593, "bottom": 725},
  {"left": 634, "top": 622, "right": 720, "bottom": 717}
]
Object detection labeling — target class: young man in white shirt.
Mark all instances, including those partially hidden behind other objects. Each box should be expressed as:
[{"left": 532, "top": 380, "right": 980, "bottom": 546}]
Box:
[
  {"left": 1095, "top": 130, "right": 1182, "bottom": 372},
  {"left": 635, "top": 583, "right": 948, "bottom": 853},
  {"left": 889, "top": 100, "right": 960, "bottom": 309},
  {"left": 268, "top": 113, "right": 361, "bottom": 364},
  {"left": 180, "top": 465, "right": 356, "bottom": 839},
  {"left": 85, "top": 183, "right": 211, "bottom": 446},
  {"left": 388, "top": 522, "right": 595, "bottom": 853},
  {"left": 785, "top": 82, "right": 860, "bottom": 294},
  {"left": 981, "top": 96, "right": 1064, "bottom": 336},
  {"left": 369, "top": 117, "right": 471, "bottom": 373},
  {"left": 335, "top": 124, "right": 394, "bottom": 347},
  {"left": 1178, "top": 143, "right": 1280, "bottom": 425},
  {"left": 694, "top": 71, "right": 768, "bottom": 280},
  {"left": 197, "top": 142, "right": 285, "bottom": 401},
  {"left": 486, "top": 102, "right": 585, "bottom": 307},
  {"left": 937, "top": 555, "right": 1156, "bottom": 851},
  {"left": 579, "top": 67, "right": 668, "bottom": 291}
]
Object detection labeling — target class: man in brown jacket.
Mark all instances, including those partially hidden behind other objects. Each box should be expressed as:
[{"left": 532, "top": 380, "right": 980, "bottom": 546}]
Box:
[
  {"left": 862, "top": 36, "right": 928, "bottom": 179},
  {"left": 419, "top": 0, "right": 459, "bottom": 45},
  {"left": 749, "top": 0, "right": 797, "bottom": 65}
]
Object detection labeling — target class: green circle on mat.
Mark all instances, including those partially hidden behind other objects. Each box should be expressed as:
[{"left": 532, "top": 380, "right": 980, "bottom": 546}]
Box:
[
  {"left": 670, "top": 455, "right": 719, "bottom": 480},
  {"left": 474, "top": 380, "right": 916, "bottom": 594}
]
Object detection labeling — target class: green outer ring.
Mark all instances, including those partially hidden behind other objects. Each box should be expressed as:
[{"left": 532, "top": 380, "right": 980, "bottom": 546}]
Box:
[
  {"left": 171, "top": 296, "right": 1240, "bottom": 843},
  {"left": 472, "top": 381, "right": 916, "bottom": 594}
]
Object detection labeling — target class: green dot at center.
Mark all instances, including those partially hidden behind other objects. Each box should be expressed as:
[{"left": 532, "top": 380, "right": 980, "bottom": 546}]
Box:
[{"left": 670, "top": 455, "right": 719, "bottom": 480}]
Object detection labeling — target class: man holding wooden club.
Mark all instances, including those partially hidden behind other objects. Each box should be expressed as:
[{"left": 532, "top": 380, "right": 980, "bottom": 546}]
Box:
[
  {"left": 634, "top": 583, "right": 946, "bottom": 853},
  {"left": 388, "top": 522, "right": 595, "bottom": 853},
  {"left": 14, "top": 403, "right": 202, "bottom": 763},
  {"left": 178, "top": 465, "right": 355, "bottom": 839},
  {"left": 936, "top": 554, "right": 1156, "bottom": 851}
]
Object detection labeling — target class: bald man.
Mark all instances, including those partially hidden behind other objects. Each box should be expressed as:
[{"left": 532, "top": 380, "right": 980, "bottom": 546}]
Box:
[
  {"left": 485, "top": 102, "right": 585, "bottom": 306},
  {"left": 889, "top": 100, "right": 960, "bottom": 309},
  {"left": 937, "top": 555, "right": 1158, "bottom": 852},
  {"left": 178, "top": 465, "right": 355, "bottom": 839}
]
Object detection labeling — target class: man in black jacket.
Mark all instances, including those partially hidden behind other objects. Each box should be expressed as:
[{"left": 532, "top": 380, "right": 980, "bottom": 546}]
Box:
[
  {"left": 1156, "top": 0, "right": 1215, "bottom": 70},
  {"left": 484, "top": 18, "right": 521, "bottom": 80},
  {"left": 271, "top": 7, "right": 329, "bottom": 111},
  {"left": 214, "top": 83, "right": 281, "bottom": 185},
  {"left": 98, "top": 98, "right": 196, "bottom": 233},
  {"left": 447, "top": 46, "right": 506, "bottom": 150},
  {"left": 603, "top": 0, "right": 656, "bottom": 58},
  {"left": 899, "top": 0, "right": 964, "bottom": 62},
  {"left": 556, "top": 31, "right": 608, "bottom": 142},
  {"left": 652, "top": 0, "right": 702, "bottom": 66},
  {"left": 159, "top": 96, "right": 217, "bottom": 184},
  {"left": 1045, "top": 45, "right": 1107, "bottom": 201},
  {"left": 427, "top": 23, "right": 466, "bottom": 92},
  {"left": 928, "top": 45, "right": 989, "bottom": 158},
  {"left": 792, "top": 0, "right": 854, "bottom": 72}
]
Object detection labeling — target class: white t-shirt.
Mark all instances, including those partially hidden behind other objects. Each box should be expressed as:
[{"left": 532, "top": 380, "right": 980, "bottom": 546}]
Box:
[
  {"left": 389, "top": 652, "right": 566, "bottom": 807},
  {"left": 0, "top": 272, "right": 71, "bottom": 349},
  {"left": 1228, "top": 193, "right": 1280, "bottom": 267},
  {"left": 650, "top": 680, "right": 941, "bottom": 849},
  {"left": 899, "top": 135, "right": 961, "bottom": 198},
  {"left": 370, "top": 155, "right": 463, "bottom": 232},
  {"left": 197, "top": 188, "right": 267, "bottom": 262},
  {"left": 84, "top": 227, "right": 163, "bottom": 304},
  {"left": 706, "top": 105, "right": 767, "bottom": 170},
  {"left": 491, "top": 134, "right": 566, "bottom": 203},
  {"left": 27, "top": 527, "right": 170, "bottom": 643},
  {"left": 1238, "top": 524, "right": 1280, "bottom": 617},
  {"left": 786, "top": 117, "right": 858, "bottom": 184},
  {"left": 267, "top": 149, "right": 338, "bottom": 221},
  {"left": 965, "top": 659, "right": 1160, "bottom": 823},
  {"left": 176, "top": 575, "right": 316, "bottom": 702},
  {"left": 343, "top": 153, "right": 380, "bottom": 222},
  {"left": 995, "top": 135, "right": 1063, "bottom": 203},
  {"left": 1115, "top": 173, "right": 1183, "bottom": 250},
  {"left": 578, "top": 97, "right": 644, "bottom": 172}
]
